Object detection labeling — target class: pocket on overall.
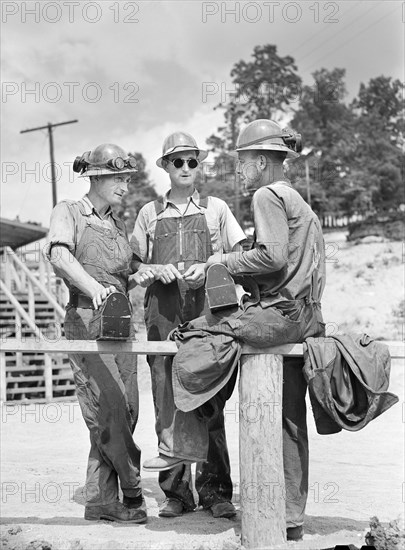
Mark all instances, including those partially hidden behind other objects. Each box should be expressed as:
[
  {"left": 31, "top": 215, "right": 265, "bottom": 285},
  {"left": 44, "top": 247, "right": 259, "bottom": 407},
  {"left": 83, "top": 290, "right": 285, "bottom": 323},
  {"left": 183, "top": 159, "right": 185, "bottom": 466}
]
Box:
[
  {"left": 80, "top": 227, "right": 115, "bottom": 278},
  {"left": 182, "top": 228, "right": 208, "bottom": 263},
  {"left": 82, "top": 226, "right": 131, "bottom": 286},
  {"left": 153, "top": 230, "right": 178, "bottom": 265}
]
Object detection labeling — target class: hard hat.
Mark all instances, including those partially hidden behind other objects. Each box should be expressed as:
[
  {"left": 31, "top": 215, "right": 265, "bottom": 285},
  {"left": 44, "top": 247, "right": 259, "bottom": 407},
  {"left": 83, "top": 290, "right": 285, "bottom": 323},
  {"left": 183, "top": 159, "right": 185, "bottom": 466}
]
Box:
[
  {"left": 73, "top": 143, "right": 138, "bottom": 178},
  {"left": 156, "top": 132, "right": 208, "bottom": 168},
  {"left": 236, "top": 119, "right": 302, "bottom": 159}
]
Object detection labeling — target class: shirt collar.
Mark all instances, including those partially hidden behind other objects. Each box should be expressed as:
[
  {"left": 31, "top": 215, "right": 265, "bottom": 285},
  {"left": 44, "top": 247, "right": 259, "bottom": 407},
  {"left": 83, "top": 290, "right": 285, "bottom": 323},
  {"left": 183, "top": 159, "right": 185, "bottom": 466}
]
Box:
[
  {"left": 163, "top": 188, "right": 201, "bottom": 210},
  {"left": 81, "top": 195, "right": 115, "bottom": 220}
]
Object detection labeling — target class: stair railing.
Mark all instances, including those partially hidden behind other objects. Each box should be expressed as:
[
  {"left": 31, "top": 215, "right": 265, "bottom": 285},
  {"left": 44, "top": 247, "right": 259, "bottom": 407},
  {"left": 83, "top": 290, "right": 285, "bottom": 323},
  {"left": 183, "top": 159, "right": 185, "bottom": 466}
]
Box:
[
  {"left": 1, "top": 246, "right": 70, "bottom": 402},
  {"left": 1, "top": 247, "right": 65, "bottom": 321}
]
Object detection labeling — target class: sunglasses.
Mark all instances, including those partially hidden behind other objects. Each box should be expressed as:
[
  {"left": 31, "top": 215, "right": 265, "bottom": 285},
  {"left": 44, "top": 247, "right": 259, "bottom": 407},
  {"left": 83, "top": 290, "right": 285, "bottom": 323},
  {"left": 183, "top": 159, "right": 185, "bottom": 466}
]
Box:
[{"left": 168, "top": 158, "right": 199, "bottom": 169}]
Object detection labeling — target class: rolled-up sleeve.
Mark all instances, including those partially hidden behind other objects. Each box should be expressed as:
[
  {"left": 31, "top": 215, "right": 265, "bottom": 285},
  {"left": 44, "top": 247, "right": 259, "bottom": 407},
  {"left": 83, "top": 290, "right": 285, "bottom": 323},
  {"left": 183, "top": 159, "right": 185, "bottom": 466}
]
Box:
[
  {"left": 219, "top": 200, "right": 246, "bottom": 252},
  {"left": 43, "top": 201, "right": 76, "bottom": 260},
  {"left": 227, "top": 186, "right": 288, "bottom": 274},
  {"left": 130, "top": 207, "right": 149, "bottom": 263}
]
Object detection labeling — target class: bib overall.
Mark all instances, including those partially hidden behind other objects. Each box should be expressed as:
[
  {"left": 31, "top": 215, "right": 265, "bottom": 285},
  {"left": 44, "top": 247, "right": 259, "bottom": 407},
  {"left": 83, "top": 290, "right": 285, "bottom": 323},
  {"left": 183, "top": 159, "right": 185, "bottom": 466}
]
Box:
[
  {"left": 144, "top": 199, "right": 235, "bottom": 510},
  {"left": 63, "top": 204, "right": 141, "bottom": 506}
]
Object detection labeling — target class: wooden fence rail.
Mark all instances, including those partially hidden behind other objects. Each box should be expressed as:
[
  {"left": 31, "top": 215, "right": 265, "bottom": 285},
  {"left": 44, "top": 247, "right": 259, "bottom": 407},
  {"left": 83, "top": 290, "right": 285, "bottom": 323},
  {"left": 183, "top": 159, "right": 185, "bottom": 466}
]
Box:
[{"left": 1, "top": 338, "right": 403, "bottom": 549}]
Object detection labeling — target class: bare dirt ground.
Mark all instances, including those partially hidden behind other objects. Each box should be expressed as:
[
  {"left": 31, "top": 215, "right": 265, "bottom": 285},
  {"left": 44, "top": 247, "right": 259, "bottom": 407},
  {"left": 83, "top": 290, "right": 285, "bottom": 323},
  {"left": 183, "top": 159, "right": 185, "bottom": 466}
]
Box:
[{"left": 1, "top": 234, "right": 404, "bottom": 550}]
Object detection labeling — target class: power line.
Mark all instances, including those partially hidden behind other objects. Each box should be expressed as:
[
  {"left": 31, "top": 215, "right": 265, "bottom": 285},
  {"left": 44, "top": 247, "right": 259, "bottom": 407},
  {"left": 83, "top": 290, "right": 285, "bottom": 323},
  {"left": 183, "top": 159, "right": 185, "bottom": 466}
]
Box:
[
  {"left": 302, "top": 5, "right": 399, "bottom": 73},
  {"left": 288, "top": 1, "right": 363, "bottom": 60},
  {"left": 298, "top": 2, "right": 380, "bottom": 70}
]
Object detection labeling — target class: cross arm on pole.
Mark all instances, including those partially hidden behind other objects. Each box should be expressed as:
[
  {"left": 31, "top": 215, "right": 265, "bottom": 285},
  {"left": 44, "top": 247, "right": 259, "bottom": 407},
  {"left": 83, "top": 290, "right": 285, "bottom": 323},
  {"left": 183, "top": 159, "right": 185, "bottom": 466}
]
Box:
[
  {"left": 20, "top": 120, "right": 78, "bottom": 134},
  {"left": 20, "top": 119, "right": 79, "bottom": 207}
]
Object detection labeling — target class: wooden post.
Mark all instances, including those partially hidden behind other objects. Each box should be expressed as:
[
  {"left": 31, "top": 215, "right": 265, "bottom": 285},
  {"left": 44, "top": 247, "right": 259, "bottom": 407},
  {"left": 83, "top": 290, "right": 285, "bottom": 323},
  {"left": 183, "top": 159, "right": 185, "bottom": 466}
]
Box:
[
  {"left": 27, "top": 280, "right": 35, "bottom": 320},
  {"left": 239, "top": 353, "right": 286, "bottom": 548},
  {"left": 39, "top": 254, "right": 45, "bottom": 287},
  {"left": 15, "top": 312, "right": 23, "bottom": 372},
  {"left": 44, "top": 355, "right": 53, "bottom": 401},
  {"left": 45, "top": 260, "right": 52, "bottom": 293},
  {"left": 0, "top": 354, "right": 6, "bottom": 403},
  {"left": 4, "top": 251, "right": 12, "bottom": 290}
]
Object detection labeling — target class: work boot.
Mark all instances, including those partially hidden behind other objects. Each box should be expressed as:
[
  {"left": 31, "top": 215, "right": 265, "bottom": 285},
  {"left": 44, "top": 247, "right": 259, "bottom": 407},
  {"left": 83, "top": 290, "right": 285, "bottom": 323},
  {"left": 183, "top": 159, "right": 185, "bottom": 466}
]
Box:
[
  {"left": 143, "top": 454, "right": 194, "bottom": 472},
  {"left": 123, "top": 495, "right": 147, "bottom": 512},
  {"left": 84, "top": 501, "right": 147, "bottom": 523},
  {"left": 210, "top": 500, "right": 237, "bottom": 519},
  {"left": 287, "top": 525, "right": 304, "bottom": 541},
  {"left": 159, "top": 497, "right": 185, "bottom": 517}
]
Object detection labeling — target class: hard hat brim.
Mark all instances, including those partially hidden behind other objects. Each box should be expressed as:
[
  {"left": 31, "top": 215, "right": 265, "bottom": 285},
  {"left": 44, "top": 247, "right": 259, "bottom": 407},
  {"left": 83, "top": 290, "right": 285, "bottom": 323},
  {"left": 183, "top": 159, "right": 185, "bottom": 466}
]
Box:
[
  {"left": 156, "top": 147, "right": 208, "bottom": 168},
  {"left": 235, "top": 143, "right": 299, "bottom": 159},
  {"left": 79, "top": 167, "right": 138, "bottom": 178}
]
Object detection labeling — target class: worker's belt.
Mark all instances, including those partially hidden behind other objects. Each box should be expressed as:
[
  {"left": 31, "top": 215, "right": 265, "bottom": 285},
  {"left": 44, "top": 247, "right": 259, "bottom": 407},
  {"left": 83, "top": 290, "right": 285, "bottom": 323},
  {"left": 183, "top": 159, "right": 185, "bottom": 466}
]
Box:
[{"left": 68, "top": 293, "right": 94, "bottom": 309}]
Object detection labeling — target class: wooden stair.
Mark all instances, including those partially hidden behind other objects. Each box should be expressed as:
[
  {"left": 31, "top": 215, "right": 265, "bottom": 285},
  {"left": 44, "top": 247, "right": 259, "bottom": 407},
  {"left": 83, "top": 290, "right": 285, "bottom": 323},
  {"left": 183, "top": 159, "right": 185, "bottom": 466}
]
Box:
[{"left": 0, "top": 246, "right": 75, "bottom": 402}]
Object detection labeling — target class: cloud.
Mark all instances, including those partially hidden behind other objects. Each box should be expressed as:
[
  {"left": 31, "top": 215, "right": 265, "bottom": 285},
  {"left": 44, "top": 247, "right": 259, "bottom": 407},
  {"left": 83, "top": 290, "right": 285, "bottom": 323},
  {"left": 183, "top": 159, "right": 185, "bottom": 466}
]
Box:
[{"left": 1, "top": 0, "right": 403, "bottom": 225}]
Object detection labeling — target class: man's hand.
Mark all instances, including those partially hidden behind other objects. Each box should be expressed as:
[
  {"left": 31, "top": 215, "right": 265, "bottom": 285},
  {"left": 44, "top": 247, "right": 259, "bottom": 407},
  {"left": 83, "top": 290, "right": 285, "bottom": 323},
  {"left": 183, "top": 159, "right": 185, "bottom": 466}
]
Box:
[
  {"left": 205, "top": 253, "right": 229, "bottom": 270},
  {"left": 133, "top": 266, "right": 157, "bottom": 288},
  {"left": 91, "top": 285, "right": 117, "bottom": 310},
  {"left": 132, "top": 263, "right": 183, "bottom": 287},
  {"left": 156, "top": 264, "right": 183, "bottom": 285},
  {"left": 183, "top": 263, "right": 206, "bottom": 289}
]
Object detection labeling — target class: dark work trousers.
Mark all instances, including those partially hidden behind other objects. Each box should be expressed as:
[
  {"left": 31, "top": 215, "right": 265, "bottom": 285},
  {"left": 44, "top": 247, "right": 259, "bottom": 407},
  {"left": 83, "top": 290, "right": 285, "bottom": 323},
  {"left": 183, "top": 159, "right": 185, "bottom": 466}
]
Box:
[
  {"left": 283, "top": 356, "right": 309, "bottom": 528},
  {"left": 145, "top": 280, "right": 235, "bottom": 510},
  {"left": 65, "top": 307, "right": 142, "bottom": 506},
  {"left": 144, "top": 206, "right": 234, "bottom": 510}
]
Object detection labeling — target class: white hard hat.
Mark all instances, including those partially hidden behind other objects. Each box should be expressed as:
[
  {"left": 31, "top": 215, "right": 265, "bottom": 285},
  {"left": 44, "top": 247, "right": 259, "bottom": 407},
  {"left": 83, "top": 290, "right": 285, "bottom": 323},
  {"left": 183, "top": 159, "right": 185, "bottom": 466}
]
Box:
[{"left": 156, "top": 132, "right": 208, "bottom": 168}]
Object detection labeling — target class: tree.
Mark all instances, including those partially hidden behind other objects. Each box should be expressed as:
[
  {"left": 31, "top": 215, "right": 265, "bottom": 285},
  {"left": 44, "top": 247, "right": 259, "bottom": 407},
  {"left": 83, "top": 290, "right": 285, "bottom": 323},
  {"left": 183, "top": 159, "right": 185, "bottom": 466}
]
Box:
[
  {"left": 205, "top": 44, "right": 302, "bottom": 225},
  {"left": 114, "top": 152, "right": 158, "bottom": 234},
  {"left": 291, "top": 71, "right": 405, "bottom": 217},
  {"left": 290, "top": 68, "right": 358, "bottom": 216},
  {"left": 349, "top": 76, "right": 404, "bottom": 213},
  {"left": 207, "top": 44, "right": 302, "bottom": 152},
  {"left": 353, "top": 76, "right": 404, "bottom": 142},
  {"left": 206, "top": 46, "right": 404, "bottom": 221}
]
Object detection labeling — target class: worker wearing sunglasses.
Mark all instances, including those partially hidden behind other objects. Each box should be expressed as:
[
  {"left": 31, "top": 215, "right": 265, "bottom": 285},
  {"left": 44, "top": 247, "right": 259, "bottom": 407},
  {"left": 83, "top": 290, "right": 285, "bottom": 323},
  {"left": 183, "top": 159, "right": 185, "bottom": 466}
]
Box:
[
  {"left": 130, "top": 131, "right": 246, "bottom": 520},
  {"left": 167, "top": 157, "right": 199, "bottom": 169}
]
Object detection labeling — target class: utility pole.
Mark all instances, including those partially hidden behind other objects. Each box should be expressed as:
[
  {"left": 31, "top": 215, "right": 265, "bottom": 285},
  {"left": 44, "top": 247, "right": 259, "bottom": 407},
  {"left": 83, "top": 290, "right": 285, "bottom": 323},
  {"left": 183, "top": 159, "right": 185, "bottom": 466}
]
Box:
[
  {"left": 229, "top": 103, "right": 241, "bottom": 224},
  {"left": 20, "top": 119, "right": 78, "bottom": 207},
  {"left": 305, "top": 157, "right": 311, "bottom": 208},
  {"left": 301, "top": 150, "right": 314, "bottom": 208}
]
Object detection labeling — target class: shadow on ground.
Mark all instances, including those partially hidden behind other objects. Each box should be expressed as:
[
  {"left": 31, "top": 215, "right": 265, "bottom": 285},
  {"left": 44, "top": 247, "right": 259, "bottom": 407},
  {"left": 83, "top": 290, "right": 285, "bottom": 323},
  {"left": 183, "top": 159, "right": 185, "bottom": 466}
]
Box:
[{"left": 304, "top": 515, "right": 369, "bottom": 535}]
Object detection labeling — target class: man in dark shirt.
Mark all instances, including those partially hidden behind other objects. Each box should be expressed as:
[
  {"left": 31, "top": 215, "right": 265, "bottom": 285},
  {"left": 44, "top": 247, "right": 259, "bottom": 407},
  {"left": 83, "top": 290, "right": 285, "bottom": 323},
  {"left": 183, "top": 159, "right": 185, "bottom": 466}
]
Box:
[{"left": 144, "top": 119, "right": 326, "bottom": 540}]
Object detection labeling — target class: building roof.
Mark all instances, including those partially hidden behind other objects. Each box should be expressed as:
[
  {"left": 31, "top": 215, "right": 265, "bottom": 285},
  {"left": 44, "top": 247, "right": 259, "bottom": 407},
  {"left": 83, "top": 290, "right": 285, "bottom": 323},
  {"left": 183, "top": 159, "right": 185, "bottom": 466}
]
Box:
[{"left": 0, "top": 218, "right": 48, "bottom": 250}]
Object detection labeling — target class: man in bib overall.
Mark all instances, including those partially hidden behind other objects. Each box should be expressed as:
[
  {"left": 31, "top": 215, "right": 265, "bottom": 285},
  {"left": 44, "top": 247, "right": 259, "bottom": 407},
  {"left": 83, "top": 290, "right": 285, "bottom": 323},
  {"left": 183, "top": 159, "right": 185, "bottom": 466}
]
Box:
[
  {"left": 45, "top": 144, "right": 146, "bottom": 524},
  {"left": 130, "top": 132, "right": 246, "bottom": 518}
]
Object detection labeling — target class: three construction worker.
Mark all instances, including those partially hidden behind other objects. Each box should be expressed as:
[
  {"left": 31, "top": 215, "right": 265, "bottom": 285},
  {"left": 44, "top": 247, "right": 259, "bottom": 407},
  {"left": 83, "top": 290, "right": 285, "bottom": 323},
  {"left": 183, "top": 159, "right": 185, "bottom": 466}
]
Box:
[{"left": 46, "top": 120, "right": 323, "bottom": 541}]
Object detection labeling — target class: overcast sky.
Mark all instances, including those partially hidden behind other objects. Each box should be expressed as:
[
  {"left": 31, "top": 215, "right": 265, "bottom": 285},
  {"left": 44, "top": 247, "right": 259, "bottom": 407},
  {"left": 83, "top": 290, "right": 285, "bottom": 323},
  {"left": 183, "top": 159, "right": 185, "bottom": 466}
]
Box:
[{"left": 1, "top": 0, "right": 403, "bottom": 227}]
